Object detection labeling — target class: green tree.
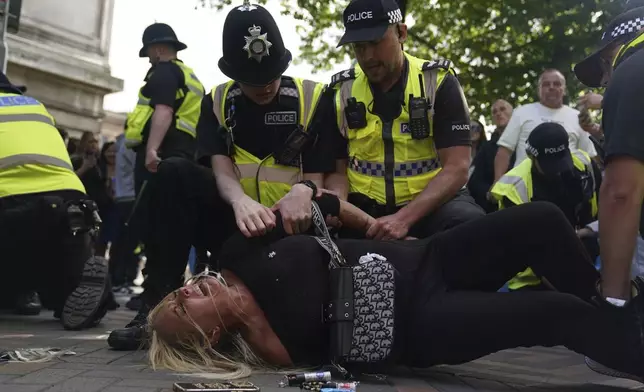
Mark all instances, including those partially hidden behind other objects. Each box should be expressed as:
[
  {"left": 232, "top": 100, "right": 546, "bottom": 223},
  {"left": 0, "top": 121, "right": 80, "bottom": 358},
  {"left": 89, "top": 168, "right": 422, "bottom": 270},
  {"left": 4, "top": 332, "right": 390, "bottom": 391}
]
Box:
[{"left": 198, "top": 0, "right": 623, "bottom": 116}]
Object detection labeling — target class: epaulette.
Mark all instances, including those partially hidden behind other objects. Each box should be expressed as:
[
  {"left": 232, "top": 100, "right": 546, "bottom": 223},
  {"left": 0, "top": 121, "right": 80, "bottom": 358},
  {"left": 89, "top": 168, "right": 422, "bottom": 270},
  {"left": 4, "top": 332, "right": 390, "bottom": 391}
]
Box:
[
  {"left": 422, "top": 59, "right": 452, "bottom": 71},
  {"left": 329, "top": 68, "right": 356, "bottom": 88}
]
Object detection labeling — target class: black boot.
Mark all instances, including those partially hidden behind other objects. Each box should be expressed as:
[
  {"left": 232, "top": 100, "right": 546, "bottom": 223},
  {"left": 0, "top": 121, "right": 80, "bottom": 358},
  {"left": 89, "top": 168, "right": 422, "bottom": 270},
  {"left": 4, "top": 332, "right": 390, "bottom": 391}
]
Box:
[
  {"left": 14, "top": 292, "right": 42, "bottom": 316},
  {"left": 585, "top": 278, "right": 644, "bottom": 381},
  {"left": 108, "top": 283, "right": 174, "bottom": 351},
  {"left": 61, "top": 256, "right": 110, "bottom": 330},
  {"left": 107, "top": 304, "right": 150, "bottom": 351}
]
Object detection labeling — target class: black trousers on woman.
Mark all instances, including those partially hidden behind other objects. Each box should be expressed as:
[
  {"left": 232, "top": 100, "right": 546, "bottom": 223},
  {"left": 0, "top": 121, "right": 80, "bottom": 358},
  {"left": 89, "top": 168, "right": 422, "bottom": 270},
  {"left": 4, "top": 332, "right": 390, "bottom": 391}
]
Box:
[{"left": 403, "top": 202, "right": 643, "bottom": 376}]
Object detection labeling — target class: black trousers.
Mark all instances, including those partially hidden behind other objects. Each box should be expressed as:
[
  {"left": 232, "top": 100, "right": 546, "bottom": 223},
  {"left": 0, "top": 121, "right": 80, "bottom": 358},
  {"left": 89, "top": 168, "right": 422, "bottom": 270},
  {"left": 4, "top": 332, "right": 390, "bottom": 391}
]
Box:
[
  {"left": 403, "top": 202, "right": 635, "bottom": 371},
  {"left": 141, "top": 157, "right": 237, "bottom": 302},
  {"left": 0, "top": 190, "right": 92, "bottom": 311},
  {"left": 346, "top": 189, "right": 485, "bottom": 239},
  {"left": 108, "top": 200, "right": 140, "bottom": 287}
]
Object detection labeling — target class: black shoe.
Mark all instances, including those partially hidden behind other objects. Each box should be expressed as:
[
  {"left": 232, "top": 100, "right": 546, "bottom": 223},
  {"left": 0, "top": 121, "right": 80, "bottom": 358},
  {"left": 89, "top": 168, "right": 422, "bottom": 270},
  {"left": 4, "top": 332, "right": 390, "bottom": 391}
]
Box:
[
  {"left": 125, "top": 294, "right": 142, "bottom": 311},
  {"left": 588, "top": 278, "right": 644, "bottom": 378},
  {"left": 107, "top": 306, "right": 150, "bottom": 351},
  {"left": 61, "top": 256, "right": 109, "bottom": 330},
  {"left": 14, "top": 292, "right": 42, "bottom": 316}
]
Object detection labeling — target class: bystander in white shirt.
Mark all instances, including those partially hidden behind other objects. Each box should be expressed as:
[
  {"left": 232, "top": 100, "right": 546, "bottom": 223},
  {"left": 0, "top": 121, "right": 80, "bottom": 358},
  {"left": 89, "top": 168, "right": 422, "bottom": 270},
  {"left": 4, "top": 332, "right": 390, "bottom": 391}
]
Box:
[{"left": 497, "top": 102, "right": 597, "bottom": 168}]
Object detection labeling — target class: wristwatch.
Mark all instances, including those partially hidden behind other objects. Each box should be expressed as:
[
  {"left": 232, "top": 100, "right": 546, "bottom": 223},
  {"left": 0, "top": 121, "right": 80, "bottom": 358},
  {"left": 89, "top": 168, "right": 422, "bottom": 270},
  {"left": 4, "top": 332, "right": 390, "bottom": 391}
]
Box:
[{"left": 297, "top": 180, "right": 317, "bottom": 200}]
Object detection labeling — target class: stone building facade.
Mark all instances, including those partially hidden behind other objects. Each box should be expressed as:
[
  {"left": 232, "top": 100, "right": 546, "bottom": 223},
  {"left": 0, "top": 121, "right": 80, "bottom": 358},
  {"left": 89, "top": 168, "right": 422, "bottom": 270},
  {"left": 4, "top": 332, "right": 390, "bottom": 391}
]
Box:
[{"left": 6, "top": 0, "right": 123, "bottom": 140}]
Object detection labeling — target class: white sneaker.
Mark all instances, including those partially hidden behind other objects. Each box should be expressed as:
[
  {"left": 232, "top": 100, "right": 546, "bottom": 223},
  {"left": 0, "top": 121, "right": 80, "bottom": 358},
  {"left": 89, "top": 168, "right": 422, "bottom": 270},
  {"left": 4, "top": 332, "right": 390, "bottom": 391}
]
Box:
[{"left": 585, "top": 357, "right": 644, "bottom": 384}]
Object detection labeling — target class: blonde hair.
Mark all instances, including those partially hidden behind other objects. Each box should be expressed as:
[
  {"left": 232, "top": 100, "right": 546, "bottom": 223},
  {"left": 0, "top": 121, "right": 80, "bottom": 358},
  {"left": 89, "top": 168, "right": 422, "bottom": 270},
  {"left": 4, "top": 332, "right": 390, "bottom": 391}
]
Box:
[{"left": 147, "top": 271, "right": 266, "bottom": 379}]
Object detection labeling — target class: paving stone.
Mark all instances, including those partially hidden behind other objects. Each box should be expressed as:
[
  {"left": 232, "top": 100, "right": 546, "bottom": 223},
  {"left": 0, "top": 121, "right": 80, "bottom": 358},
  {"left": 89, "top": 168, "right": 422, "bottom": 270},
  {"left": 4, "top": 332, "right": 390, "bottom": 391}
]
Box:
[
  {"left": 101, "top": 387, "right": 159, "bottom": 392},
  {"left": 40, "top": 376, "right": 116, "bottom": 392},
  {"left": 0, "top": 363, "right": 54, "bottom": 375},
  {"left": 0, "top": 384, "right": 48, "bottom": 392},
  {"left": 10, "top": 368, "right": 85, "bottom": 384}
]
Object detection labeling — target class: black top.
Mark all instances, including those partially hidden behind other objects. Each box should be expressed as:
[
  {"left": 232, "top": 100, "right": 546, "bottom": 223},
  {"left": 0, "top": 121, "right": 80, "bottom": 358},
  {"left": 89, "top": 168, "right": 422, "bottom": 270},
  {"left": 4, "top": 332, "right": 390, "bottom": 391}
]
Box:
[
  {"left": 316, "top": 60, "right": 472, "bottom": 157},
  {"left": 602, "top": 48, "right": 644, "bottom": 234},
  {"left": 468, "top": 130, "right": 516, "bottom": 213},
  {"left": 219, "top": 194, "right": 427, "bottom": 366},
  {"left": 71, "top": 155, "right": 111, "bottom": 212},
  {"left": 196, "top": 77, "right": 343, "bottom": 173},
  {"left": 140, "top": 60, "right": 195, "bottom": 159}
]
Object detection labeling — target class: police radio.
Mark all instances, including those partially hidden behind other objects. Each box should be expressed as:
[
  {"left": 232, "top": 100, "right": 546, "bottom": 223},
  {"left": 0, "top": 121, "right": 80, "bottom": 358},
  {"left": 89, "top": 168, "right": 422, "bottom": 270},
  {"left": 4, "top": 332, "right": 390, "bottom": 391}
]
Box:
[
  {"left": 408, "top": 74, "right": 431, "bottom": 140},
  {"left": 344, "top": 97, "right": 367, "bottom": 129},
  {"left": 275, "top": 126, "right": 311, "bottom": 166}
]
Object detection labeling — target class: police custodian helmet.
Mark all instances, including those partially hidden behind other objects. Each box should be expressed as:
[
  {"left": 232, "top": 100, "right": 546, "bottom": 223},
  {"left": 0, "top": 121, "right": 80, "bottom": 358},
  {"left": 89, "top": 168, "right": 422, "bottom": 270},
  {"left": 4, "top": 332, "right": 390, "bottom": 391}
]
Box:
[
  {"left": 139, "top": 23, "right": 187, "bottom": 58},
  {"left": 218, "top": 2, "right": 292, "bottom": 86}
]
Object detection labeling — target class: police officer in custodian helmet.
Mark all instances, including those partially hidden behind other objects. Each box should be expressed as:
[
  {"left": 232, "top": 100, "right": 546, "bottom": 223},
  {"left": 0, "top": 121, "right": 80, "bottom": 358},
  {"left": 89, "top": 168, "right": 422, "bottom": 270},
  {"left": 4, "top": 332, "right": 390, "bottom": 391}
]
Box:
[
  {"left": 108, "top": 1, "right": 342, "bottom": 350},
  {"left": 107, "top": 22, "right": 205, "bottom": 349}
]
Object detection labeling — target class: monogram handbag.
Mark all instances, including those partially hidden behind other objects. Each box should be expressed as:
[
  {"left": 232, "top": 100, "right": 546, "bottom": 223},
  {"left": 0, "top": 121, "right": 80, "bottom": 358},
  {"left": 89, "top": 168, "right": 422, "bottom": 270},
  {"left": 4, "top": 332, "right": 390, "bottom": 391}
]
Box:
[{"left": 311, "top": 202, "right": 396, "bottom": 376}]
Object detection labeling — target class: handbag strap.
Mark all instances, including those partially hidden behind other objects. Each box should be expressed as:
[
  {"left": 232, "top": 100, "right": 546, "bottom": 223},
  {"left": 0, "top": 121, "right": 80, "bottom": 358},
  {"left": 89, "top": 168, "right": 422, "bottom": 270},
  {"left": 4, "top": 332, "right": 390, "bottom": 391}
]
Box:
[{"left": 311, "top": 201, "right": 347, "bottom": 268}]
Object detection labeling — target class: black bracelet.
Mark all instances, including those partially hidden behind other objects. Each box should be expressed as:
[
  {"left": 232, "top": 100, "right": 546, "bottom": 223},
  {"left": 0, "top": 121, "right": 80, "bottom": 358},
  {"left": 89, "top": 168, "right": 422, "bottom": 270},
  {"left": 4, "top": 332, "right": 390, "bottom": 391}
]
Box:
[{"left": 297, "top": 180, "right": 317, "bottom": 200}]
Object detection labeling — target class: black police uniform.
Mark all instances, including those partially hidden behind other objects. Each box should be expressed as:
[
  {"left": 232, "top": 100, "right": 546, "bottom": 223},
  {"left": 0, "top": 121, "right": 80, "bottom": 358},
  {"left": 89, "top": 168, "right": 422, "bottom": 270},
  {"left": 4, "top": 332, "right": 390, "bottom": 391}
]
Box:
[
  {"left": 0, "top": 74, "right": 110, "bottom": 330},
  {"left": 107, "top": 4, "right": 337, "bottom": 351}
]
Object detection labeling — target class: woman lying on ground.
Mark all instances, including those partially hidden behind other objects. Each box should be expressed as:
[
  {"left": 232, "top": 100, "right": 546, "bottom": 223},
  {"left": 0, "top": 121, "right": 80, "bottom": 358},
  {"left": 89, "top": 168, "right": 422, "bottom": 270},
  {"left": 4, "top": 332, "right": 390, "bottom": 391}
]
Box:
[{"left": 146, "top": 196, "right": 644, "bottom": 383}]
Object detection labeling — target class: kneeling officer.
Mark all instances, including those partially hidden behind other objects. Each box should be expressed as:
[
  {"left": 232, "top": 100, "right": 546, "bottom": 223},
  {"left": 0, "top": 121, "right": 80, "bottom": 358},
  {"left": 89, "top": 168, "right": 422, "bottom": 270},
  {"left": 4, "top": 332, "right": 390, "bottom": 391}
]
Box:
[
  {"left": 0, "top": 72, "right": 110, "bottom": 330},
  {"left": 107, "top": 1, "right": 338, "bottom": 351},
  {"left": 491, "top": 122, "right": 601, "bottom": 291}
]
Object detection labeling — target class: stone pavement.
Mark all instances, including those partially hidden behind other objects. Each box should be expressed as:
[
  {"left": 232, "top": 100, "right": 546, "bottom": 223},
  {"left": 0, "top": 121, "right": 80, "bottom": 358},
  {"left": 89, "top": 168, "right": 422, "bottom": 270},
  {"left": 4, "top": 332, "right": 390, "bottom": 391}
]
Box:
[{"left": 0, "top": 304, "right": 642, "bottom": 392}]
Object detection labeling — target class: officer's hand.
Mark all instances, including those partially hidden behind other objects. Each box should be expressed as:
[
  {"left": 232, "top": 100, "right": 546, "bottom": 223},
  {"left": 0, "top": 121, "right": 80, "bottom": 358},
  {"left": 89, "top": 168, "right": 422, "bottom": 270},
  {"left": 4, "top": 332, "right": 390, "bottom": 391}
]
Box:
[
  {"left": 272, "top": 184, "right": 313, "bottom": 235},
  {"left": 232, "top": 195, "right": 276, "bottom": 238},
  {"left": 578, "top": 93, "right": 603, "bottom": 111},
  {"left": 145, "top": 149, "right": 161, "bottom": 173},
  {"left": 366, "top": 214, "right": 409, "bottom": 241}
]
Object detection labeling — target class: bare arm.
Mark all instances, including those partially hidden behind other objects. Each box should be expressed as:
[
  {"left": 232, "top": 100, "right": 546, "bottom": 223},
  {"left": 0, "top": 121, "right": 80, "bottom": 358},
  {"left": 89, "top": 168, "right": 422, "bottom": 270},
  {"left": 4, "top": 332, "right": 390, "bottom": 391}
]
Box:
[
  {"left": 211, "top": 155, "right": 247, "bottom": 206},
  {"left": 324, "top": 159, "right": 349, "bottom": 200},
  {"left": 494, "top": 146, "right": 513, "bottom": 182},
  {"left": 599, "top": 156, "right": 644, "bottom": 299},
  {"left": 146, "top": 105, "right": 174, "bottom": 152},
  {"left": 396, "top": 146, "right": 470, "bottom": 228}
]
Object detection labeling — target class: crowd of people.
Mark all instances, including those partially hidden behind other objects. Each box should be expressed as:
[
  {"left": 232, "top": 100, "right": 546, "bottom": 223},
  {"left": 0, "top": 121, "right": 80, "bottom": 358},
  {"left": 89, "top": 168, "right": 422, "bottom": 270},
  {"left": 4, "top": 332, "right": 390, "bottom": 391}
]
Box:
[{"left": 1, "top": 0, "right": 644, "bottom": 385}]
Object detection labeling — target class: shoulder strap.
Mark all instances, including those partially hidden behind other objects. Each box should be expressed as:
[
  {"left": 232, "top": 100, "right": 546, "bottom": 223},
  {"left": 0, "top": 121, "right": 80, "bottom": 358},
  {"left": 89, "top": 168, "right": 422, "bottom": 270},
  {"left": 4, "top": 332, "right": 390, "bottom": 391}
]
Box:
[
  {"left": 329, "top": 68, "right": 357, "bottom": 88},
  {"left": 311, "top": 201, "right": 346, "bottom": 268},
  {"left": 421, "top": 59, "right": 451, "bottom": 118}
]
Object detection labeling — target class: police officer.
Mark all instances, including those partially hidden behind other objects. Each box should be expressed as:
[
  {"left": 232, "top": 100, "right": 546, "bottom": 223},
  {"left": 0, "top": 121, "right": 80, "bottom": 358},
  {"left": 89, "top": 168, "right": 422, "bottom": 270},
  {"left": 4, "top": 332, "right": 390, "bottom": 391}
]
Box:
[
  {"left": 0, "top": 72, "right": 110, "bottom": 330},
  {"left": 118, "top": 22, "right": 205, "bottom": 315},
  {"left": 324, "top": 0, "right": 484, "bottom": 241},
  {"left": 491, "top": 122, "right": 601, "bottom": 291},
  {"left": 572, "top": 0, "right": 644, "bottom": 350},
  {"left": 125, "top": 22, "right": 204, "bottom": 187},
  {"left": 107, "top": 3, "right": 337, "bottom": 350}
]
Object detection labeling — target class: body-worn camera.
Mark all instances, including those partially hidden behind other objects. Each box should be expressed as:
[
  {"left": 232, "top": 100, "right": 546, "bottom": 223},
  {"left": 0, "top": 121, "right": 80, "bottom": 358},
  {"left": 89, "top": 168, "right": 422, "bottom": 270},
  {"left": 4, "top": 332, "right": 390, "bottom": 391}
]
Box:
[
  {"left": 274, "top": 126, "right": 311, "bottom": 166},
  {"left": 408, "top": 96, "right": 430, "bottom": 140},
  {"left": 345, "top": 97, "right": 367, "bottom": 129}
]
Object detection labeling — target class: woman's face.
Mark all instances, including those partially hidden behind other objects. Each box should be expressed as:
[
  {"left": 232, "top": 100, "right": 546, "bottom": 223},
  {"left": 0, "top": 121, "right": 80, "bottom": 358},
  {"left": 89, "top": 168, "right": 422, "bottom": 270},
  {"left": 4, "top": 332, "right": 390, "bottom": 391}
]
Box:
[
  {"left": 104, "top": 144, "right": 117, "bottom": 165},
  {"left": 152, "top": 276, "right": 234, "bottom": 344}
]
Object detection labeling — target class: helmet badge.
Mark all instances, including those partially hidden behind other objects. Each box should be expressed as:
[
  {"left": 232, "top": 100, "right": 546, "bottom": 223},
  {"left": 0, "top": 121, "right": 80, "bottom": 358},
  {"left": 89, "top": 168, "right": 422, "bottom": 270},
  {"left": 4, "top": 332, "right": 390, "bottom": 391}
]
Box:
[
  {"left": 243, "top": 25, "right": 272, "bottom": 63},
  {"left": 237, "top": 0, "right": 257, "bottom": 12}
]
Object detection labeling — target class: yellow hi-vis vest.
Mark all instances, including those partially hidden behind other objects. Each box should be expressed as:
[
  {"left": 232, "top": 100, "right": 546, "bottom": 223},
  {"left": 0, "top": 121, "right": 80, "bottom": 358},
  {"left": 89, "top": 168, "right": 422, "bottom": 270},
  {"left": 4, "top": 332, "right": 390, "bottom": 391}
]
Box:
[
  {"left": 0, "top": 94, "right": 85, "bottom": 198},
  {"left": 491, "top": 150, "right": 598, "bottom": 290},
  {"left": 125, "top": 60, "right": 205, "bottom": 148},
  {"left": 212, "top": 77, "right": 325, "bottom": 207},
  {"left": 331, "top": 52, "right": 454, "bottom": 207}
]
